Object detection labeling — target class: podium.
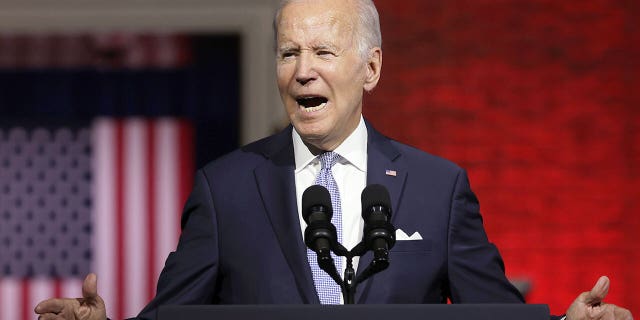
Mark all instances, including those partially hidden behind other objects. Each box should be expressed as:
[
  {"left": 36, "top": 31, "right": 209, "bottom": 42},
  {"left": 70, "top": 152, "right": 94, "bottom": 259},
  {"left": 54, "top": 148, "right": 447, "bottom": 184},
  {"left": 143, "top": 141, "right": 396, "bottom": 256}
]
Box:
[{"left": 157, "top": 304, "right": 550, "bottom": 320}]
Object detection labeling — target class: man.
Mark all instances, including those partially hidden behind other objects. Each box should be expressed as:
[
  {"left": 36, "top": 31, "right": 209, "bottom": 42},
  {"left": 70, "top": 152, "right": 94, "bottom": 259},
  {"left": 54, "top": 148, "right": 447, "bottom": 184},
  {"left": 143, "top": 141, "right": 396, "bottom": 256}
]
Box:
[{"left": 35, "top": 1, "right": 633, "bottom": 319}]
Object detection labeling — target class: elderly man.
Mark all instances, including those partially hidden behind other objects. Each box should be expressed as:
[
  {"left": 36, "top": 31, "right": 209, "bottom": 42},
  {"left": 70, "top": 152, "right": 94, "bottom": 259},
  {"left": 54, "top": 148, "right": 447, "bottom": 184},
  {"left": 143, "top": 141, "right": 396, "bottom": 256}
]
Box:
[{"left": 35, "top": 1, "right": 633, "bottom": 320}]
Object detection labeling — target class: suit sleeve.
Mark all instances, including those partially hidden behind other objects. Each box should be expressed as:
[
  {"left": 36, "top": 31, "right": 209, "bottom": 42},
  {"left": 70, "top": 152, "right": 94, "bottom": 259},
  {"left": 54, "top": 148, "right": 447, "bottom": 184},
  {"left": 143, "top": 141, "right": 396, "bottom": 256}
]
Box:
[
  {"left": 446, "top": 169, "right": 525, "bottom": 303},
  {"left": 134, "top": 169, "right": 220, "bottom": 320}
]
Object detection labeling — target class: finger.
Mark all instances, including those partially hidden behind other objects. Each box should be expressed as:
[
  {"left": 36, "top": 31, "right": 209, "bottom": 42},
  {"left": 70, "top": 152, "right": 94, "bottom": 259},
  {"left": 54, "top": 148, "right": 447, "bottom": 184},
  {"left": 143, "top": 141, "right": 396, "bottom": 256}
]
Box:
[
  {"left": 35, "top": 299, "right": 66, "bottom": 314},
  {"left": 37, "top": 313, "right": 64, "bottom": 320},
  {"left": 585, "top": 275, "right": 610, "bottom": 306},
  {"left": 82, "top": 273, "right": 98, "bottom": 300},
  {"left": 586, "top": 303, "right": 605, "bottom": 319},
  {"left": 74, "top": 305, "right": 95, "bottom": 319},
  {"left": 614, "top": 306, "right": 634, "bottom": 320},
  {"left": 600, "top": 304, "right": 616, "bottom": 320},
  {"left": 587, "top": 303, "right": 632, "bottom": 320}
]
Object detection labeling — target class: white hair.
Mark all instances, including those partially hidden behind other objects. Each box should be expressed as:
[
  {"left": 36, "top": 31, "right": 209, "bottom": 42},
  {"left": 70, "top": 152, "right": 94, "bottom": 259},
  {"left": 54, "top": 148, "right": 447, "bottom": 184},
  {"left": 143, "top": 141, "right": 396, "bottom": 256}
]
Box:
[{"left": 274, "top": 0, "right": 382, "bottom": 59}]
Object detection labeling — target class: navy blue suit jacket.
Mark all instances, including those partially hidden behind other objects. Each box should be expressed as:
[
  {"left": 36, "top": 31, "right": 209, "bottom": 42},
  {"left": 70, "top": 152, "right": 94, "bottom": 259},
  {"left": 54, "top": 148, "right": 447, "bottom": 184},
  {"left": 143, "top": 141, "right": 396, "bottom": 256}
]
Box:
[{"left": 135, "top": 123, "right": 525, "bottom": 319}]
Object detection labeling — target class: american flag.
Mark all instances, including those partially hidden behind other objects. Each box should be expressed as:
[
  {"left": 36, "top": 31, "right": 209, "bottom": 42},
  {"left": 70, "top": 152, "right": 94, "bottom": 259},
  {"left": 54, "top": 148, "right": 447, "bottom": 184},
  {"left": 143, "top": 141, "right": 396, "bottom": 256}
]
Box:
[{"left": 0, "top": 118, "right": 194, "bottom": 320}]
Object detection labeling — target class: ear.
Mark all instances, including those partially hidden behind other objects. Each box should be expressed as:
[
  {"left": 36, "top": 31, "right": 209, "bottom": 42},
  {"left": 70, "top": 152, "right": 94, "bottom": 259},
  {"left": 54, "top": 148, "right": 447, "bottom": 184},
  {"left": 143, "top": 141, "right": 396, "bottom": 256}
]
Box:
[{"left": 363, "top": 47, "right": 382, "bottom": 92}]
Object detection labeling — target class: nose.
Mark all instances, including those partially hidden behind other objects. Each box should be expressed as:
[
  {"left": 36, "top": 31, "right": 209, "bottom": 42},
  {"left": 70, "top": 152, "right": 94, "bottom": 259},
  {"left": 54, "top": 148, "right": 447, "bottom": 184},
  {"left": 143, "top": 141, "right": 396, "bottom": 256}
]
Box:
[{"left": 295, "top": 52, "right": 317, "bottom": 86}]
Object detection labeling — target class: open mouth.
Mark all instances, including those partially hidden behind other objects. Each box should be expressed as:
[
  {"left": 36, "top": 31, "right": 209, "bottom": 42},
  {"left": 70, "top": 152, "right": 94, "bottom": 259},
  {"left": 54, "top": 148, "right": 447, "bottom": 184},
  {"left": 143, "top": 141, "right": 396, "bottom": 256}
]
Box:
[{"left": 296, "top": 96, "right": 328, "bottom": 112}]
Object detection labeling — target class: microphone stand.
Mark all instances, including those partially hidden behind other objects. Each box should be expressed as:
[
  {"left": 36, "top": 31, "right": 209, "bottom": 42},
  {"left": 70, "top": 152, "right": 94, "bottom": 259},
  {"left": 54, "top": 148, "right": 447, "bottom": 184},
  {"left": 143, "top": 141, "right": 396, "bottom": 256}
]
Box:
[
  {"left": 340, "top": 243, "right": 363, "bottom": 304},
  {"left": 316, "top": 241, "right": 389, "bottom": 304}
]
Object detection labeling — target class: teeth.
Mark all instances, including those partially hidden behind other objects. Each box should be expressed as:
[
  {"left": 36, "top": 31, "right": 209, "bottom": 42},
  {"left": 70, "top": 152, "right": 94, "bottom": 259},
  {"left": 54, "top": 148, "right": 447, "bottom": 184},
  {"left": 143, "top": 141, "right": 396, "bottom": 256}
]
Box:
[{"left": 301, "top": 102, "right": 327, "bottom": 112}]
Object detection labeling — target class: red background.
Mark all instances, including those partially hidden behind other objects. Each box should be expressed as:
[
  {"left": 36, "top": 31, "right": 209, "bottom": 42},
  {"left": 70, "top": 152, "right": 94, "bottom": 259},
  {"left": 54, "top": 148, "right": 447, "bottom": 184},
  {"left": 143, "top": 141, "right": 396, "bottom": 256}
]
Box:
[{"left": 364, "top": 0, "right": 639, "bottom": 314}]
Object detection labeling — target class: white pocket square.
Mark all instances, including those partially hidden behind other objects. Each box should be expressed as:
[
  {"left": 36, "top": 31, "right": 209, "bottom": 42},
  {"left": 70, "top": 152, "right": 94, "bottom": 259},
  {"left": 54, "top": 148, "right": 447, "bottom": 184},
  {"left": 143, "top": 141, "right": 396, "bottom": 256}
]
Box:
[{"left": 395, "top": 229, "right": 423, "bottom": 241}]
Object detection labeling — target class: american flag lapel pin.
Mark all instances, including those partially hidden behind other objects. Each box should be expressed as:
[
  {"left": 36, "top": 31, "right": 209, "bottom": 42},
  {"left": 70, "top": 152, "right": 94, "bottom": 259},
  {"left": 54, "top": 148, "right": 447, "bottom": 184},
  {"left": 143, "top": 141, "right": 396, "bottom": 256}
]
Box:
[{"left": 385, "top": 169, "right": 397, "bottom": 177}]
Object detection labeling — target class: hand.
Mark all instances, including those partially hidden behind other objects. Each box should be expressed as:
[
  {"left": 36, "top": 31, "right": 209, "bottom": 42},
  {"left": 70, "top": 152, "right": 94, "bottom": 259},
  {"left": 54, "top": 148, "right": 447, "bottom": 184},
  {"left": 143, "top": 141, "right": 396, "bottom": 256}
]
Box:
[
  {"left": 34, "top": 273, "right": 107, "bottom": 320},
  {"left": 566, "top": 275, "right": 633, "bottom": 320}
]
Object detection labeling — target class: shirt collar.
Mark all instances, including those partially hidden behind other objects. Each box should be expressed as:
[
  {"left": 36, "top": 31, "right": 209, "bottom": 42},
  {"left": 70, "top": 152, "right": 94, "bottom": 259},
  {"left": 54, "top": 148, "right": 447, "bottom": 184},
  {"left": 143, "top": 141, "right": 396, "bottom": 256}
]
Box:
[{"left": 293, "top": 116, "right": 368, "bottom": 173}]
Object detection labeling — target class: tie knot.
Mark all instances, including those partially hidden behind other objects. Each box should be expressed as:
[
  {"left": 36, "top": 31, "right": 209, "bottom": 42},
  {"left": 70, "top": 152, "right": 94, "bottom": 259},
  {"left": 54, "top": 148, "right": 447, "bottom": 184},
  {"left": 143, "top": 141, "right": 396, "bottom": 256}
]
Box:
[{"left": 318, "top": 151, "right": 339, "bottom": 169}]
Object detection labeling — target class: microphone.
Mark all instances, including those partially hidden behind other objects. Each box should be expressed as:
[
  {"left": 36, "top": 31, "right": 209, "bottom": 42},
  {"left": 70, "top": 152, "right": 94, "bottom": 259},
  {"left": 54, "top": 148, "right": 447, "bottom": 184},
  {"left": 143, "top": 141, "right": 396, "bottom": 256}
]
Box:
[
  {"left": 302, "top": 185, "right": 343, "bottom": 287},
  {"left": 302, "top": 185, "right": 337, "bottom": 256},
  {"left": 361, "top": 184, "right": 396, "bottom": 263}
]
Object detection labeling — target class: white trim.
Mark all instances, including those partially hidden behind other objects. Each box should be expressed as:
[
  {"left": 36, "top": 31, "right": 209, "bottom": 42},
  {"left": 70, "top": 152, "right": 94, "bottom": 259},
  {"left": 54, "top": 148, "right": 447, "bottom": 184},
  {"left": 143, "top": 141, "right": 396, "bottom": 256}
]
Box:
[{"left": 0, "top": 0, "right": 285, "bottom": 145}]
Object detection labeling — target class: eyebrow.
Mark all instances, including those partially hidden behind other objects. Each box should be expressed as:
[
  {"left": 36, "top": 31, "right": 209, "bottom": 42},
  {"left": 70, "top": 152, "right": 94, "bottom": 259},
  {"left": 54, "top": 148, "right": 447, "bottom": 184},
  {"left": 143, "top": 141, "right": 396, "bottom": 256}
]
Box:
[
  {"left": 278, "top": 42, "right": 340, "bottom": 52},
  {"left": 312, "top": 43, "right": 340, "bottom": 52},
  {"left": 277, "top": 42, "right": 299, "bottom": 52}
]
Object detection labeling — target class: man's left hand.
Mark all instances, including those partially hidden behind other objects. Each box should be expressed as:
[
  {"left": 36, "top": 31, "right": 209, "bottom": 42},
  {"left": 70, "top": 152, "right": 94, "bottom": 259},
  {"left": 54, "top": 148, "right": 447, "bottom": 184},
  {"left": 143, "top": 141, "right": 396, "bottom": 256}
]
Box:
[{"left": 566, "top": 276, "right": 633, "bottom": 320}]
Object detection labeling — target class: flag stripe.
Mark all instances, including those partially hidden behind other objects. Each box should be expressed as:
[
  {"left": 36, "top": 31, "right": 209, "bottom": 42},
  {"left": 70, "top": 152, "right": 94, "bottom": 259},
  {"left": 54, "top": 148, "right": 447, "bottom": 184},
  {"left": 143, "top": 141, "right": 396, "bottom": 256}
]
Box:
[
  {"left": 178, "top": 120, "right": 195, "bottom": 234},
  {"left": 115, "top": 120, "right": 125, "bottom": 320},
  {"left": 61, "top": 278, "right": 82, "bottom": 298},
  {"left": 94, "top": 118, "right": 117, "bottom": 320},
  {"left": 54, "top": 279, "right": 62, "bottom": 300},
  {"left": 123, "top": 119, "right": 149, "bottom": 318},
  {"left": 155, "top": 120, "right": 180, "bottom": 288},
  {"left": 21, "top": 280, "right": 29, "bottom": 320},
  {"left": 28, "top": 278, "right": 54, "bottom": 320},
  {"left": 147, "top": 121, "right": 157, "bottom": 302},
  {"left": 1, "top": 279, "right": 20, "bottom": 320}
]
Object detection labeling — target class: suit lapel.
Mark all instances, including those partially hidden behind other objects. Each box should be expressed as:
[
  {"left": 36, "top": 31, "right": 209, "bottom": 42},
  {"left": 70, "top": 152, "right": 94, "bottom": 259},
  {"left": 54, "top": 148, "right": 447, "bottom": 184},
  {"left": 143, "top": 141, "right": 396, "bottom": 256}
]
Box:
[
  {"left": 355, "top": 124, "right": 408, "bottom": 303},
  {"left": 253, "top": 127, "right": 319, "bottom": 304},
  {"left": 365, "top": 127, "right": 407, "bottom": 225}
]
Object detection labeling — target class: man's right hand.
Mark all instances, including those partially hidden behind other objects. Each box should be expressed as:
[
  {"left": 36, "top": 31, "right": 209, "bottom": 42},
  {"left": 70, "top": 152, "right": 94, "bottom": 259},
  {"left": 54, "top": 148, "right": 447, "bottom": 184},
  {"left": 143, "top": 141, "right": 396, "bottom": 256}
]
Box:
[{"left": 34, "top": 273, "right": 107, "bottom": 320}]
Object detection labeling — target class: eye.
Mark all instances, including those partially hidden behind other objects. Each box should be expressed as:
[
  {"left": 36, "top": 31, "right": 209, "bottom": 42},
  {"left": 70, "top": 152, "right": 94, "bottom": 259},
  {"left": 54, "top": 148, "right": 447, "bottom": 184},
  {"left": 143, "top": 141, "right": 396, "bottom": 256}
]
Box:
[
  {"left": 317, "top": 50, "right": 334, "bottom": 57},
  {"left": 279, "top": 50, "right": 297, "bottom": 60}
]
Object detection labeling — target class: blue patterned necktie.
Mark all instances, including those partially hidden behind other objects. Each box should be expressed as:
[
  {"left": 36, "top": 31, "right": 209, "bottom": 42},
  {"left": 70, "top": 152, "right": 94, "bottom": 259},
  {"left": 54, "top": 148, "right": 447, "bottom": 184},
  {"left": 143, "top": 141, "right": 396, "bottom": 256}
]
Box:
[{"left": 307, "top": 151, "right": 343, "bottom": 304}]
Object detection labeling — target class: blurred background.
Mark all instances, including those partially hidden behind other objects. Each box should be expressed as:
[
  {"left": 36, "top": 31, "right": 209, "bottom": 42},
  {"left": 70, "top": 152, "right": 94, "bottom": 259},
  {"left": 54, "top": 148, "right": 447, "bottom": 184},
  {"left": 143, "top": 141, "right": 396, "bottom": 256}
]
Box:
[{"left": 0, "top": 0, "right": 637, "bottom": 319}]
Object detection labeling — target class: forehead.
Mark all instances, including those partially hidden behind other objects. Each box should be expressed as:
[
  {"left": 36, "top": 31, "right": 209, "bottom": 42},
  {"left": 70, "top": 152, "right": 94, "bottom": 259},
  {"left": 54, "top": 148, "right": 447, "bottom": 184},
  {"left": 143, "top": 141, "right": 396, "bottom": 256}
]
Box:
[{"left": 277, "top": 0, "right": 357, "bottom": 45}]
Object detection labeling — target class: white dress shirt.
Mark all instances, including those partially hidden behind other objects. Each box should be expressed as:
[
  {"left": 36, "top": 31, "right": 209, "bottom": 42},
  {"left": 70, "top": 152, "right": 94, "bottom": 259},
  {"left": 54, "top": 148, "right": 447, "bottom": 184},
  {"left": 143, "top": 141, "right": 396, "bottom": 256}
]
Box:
[{"left": 293, "top": 116, "right": 368, "bottom": 300}]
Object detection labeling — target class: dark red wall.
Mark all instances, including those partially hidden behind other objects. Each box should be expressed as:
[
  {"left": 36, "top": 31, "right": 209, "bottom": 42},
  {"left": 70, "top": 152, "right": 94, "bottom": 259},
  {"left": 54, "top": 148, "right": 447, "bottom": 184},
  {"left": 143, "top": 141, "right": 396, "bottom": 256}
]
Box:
[{"left": 364, "top": 0, "right": 639, "bottom": 314}]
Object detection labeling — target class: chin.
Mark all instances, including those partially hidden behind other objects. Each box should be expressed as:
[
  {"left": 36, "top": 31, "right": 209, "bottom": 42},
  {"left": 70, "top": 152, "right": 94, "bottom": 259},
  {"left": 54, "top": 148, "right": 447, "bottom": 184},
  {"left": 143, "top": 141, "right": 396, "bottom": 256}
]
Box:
[
  {"left": 296, "top": 126, "right": 326, "bottom": 140},
  {"left": 294, "top": 123, "right": 330, "bottom": 142},
  {"left": 292, "top": 114, "right": 325, "bottom": 131}
]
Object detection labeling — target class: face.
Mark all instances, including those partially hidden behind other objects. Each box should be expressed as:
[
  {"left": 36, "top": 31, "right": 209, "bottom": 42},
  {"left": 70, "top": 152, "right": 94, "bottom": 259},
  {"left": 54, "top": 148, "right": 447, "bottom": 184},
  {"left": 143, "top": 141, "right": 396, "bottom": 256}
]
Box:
[{"left": 276, "top": 0, "right": 381, "bottom": 151}]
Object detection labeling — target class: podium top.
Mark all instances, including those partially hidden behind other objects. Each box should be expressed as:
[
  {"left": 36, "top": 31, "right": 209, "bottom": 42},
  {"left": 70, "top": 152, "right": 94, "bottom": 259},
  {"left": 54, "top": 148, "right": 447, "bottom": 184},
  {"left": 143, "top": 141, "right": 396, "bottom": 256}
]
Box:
[{"left": 157, "top": 304, "right": 550, "bottom": 320}]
